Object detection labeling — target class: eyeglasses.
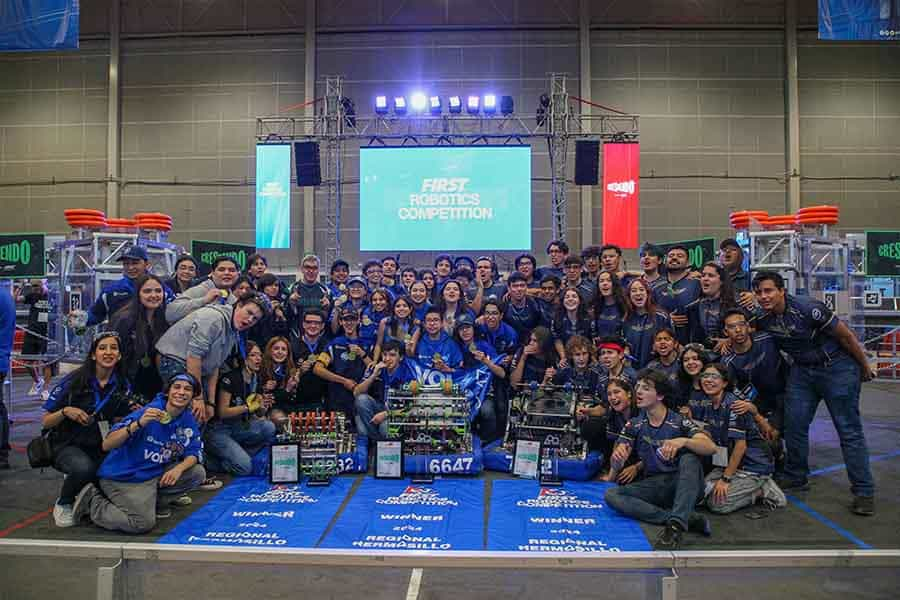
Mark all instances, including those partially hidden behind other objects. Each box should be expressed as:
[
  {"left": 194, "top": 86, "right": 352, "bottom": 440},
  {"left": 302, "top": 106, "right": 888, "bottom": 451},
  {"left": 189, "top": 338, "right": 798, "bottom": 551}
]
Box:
[
  {"left": 483, "top": 310, "right": 501, "bottom": 316},
  {"left": 302, "top": 265, "right": 318, "bottom": 270},
  {"left": 340, "top": 315, "right": 358, "bottom": 321},
  {"left": 700, "top": 372, "right": 724, "bottom": 381}
]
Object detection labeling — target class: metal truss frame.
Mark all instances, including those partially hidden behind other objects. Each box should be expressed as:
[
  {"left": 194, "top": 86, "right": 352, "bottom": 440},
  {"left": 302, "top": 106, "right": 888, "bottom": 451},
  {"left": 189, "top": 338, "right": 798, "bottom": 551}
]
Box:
[{"left": 256, "top": 74, "right": 639, "bottom": 264}]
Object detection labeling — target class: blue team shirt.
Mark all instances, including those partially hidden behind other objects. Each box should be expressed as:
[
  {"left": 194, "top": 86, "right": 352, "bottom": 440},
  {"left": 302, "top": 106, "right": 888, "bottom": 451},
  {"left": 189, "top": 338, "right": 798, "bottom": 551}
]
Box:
[
  {"left": 359, "top": 307, "right": 389, "bottom": 347},
  {"left": 552, "top": 365, "right": 601, "bottom": 391},
  {"left": 87, "top": 276, "right": 175, "bottom": 326},
  {"left": 97, "top": 396, "right": 202, "bottom": 483},
  {"left": 690, "top": 392, "right": 773, "bottom": 475},
  {"left": 616, "top": 409, "right": 706, "bottom": 476},
  {"left": 461, "top": 339, "right": 499, "bottom": 369},
  {"left": 645, "top": 356, "right": 682, "bottom": 400},
  {"left": 594, "top": 302, "right": 624, "bottom": 339},
  {"left": 753, "top": 294, "right": 843, "bottom": 365},
  {"left": 415, "top": 331, "right": 463, "bottom": 369},
  {"left": 595, "top": 365, "right": 637, "bottom": 406},
  {"left": 502, "top": 297, "right": 545, "bottom": 342},
  {"left": 550, "top": 313, "right": 595, "bottom": 345},
  {"left": 721, "top": 332, "right": 786, "bottom": 407},
  {"left": 477, "top": 321, "right": 519, "bottom": 356},
  {"left": 622, "top": 311, "right": 672, "bottom": 368},
  {"left": 363, "top": 359, "right": 419, "bottom": 404}
]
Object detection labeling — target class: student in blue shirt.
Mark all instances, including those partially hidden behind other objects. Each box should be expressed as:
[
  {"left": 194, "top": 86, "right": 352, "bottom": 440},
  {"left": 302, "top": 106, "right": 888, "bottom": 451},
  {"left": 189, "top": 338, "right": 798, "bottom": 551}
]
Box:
[
  {"left": 315, "top": 307, "right": 373, "bottom": 425},
  {"left": 41, "top": 331, "right": 135, "bottom": 528},
  {"left": 594, "top": 337, "right": 638, "bottom": 407},
  {"left": 374, "top": 295, "right": 421, "bottom": 361},
  {"left": 605, "top": 369, "right": 716, "bottom": 550},
  {"left": 414, "top": 307, "right": 463, "bottom": 372},
  {"left": 408, "top": 280, "right": 432, "bottom": 325},
  {"left": 685, "top": 262, "right": 738, "bottom": 352},
  {"left": 360, "top": 289, "right": 391, "bottom": 348},
  {"left": 87, "top": 246, "right": 175, "bottom": 326},
  {"left": 692, "top": 363, "right": 787, "bottom": 515},
  {"left": 399, "top": 267, "right": 418, "bottom": 294},
  {"left": 454, "top": 315, "right": 506, "bottom": 443},
  {"left": 509, "top": 326, "right": 558, "bottom": 387},
  {"left": 327, "top": 259, "right": 351, "bottom": 299},
  {"left": 622, "top": 279, "right": 673, "bottom": 368},
  {"left": 436, "top": 279, "right": 476, "bottom": 336},
  {"left": 752, "top": 271, "right": 876, "bottom": 515},
  {"left": 514, "top": 253, "right": 542, "bottom": 292},
  {"left": 561, "top": 255, "right": 597, "bottom": 306},
  {"left": 477, "top": 300, "right": 518, "bottom": 368},
  {"left": 353, "top": 340, "right": 419, "bottom": 440},
  {"left": 433, "top": 255, "right": 453, "bottom": 288},
  {"left": 598, "top": 377, "right": 640, "bottom": 480},
  {"left": 539, "top": 239, "right": 568, "bottom": 280},
  {"left": 639, "top": 244, "right": 669, "bottom": 301},
  {"left": 655, "top": 245, "right": 701, "bottom": 344},
  {"left": 551, "top": 288, "right": 595, "bottom": 363},
  {"left": 536, "top": 274, "right": 561, "bottom": 326},
  {"left": 676, "top": 343, "right": 711, "bottom": 413},
  {"left": 70, "top": 373, "right": 206, "bottom": 533},
  {"left": 592, "top": 271, "right": 627, "bottom": 340},
  {"left": 503, "top": 272, "right": 545, "bottom": 343},
  {"left": 645, "top": 328, "right": 682, "bottom": 399}
]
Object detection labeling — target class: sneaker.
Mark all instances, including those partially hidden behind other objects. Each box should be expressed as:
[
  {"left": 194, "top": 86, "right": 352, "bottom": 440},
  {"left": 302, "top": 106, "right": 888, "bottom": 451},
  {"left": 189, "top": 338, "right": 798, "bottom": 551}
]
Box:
[
  {"left": 761, "top": 477, "right": 788, "bottom": 508},
  {"left": 198, "top": 477, "right": 223, "bottom": 491},
  {"left": 155, "top": 507, "right": 172, "bottom": 519},
  {"left": 35, "top": 378, "right": 45, "bottom": 394},
  {"left": 654, "top": 523, "right": 683, "bottom": 550},
  {"left": 52, "top": 502, "right": 75, "bottom": 528},
  {"left": 40, "top": 389, "right": 50, "bottom": 403},
  {"left": 850, "top": 495, "right": 875, "bottom": 516},
  {"left": 71, "top": 483, "right": 98, "bottom": 524},
  {"left": 687, "top": 513, "right": 712, "bottom": 537},
  {"left": 26, "top": 382, "right": 38, "bottom": 397},
  {"left": 168, "top": 494, "right": 192, "bottom": 507},
  {"left": 773, "top": 474, "right": 810, "bottom": 492}
]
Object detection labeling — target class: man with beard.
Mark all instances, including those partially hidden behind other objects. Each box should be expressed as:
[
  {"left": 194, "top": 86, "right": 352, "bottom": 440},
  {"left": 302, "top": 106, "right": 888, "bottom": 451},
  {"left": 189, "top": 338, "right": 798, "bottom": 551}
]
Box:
[{"left": 656, "top": 245, "right": 701, "bottom": 344}]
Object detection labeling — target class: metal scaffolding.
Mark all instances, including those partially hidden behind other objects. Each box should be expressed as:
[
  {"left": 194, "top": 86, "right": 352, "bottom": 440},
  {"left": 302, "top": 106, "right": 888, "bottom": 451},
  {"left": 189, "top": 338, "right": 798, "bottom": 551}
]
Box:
[{"left": 256, "top": 73, "right": 639, "bottom": 258}]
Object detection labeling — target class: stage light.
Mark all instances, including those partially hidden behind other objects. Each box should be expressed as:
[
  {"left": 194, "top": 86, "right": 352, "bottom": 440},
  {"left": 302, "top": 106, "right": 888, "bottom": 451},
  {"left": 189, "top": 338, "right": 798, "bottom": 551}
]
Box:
[
  {"left": 467, "top": 95, "right": 480, "bottom": 114},
  {"left": 483, "top": 94, "right": 497, "bottom": 114},
  {"left": 393, "top": 96, "right": 407, "bottom": 115},
  {"left": 500, "top": 95, "right": 514, "bottom": 115},
  {"left": 448, "top": 96, "right": 462, "bottom": 113},
  {"left": 375, "top": 95, "right": 388, "bottom": 115},
  {"left": 429, "top": 95, "right": 442, "bottom": 115},
  {"left": 410, "top": 92, "right": 427, "bottom": 113}
]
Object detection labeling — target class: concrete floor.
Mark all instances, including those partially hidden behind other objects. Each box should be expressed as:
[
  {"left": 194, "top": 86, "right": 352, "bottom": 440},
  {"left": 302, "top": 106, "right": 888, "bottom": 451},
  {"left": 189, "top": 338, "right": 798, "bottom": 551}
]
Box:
[{"left": 1, "top": 378, "right": 899, "bottom": 599}]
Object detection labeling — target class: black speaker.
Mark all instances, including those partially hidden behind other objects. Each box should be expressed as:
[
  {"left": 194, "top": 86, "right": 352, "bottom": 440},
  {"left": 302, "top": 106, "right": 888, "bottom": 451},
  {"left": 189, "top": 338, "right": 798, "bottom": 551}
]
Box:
[
  {"left": 294, "top": 141, "right": 321, "bottom": 187},
  {"left": 574, "top": 140, "right": 600, "bottom": 186}
]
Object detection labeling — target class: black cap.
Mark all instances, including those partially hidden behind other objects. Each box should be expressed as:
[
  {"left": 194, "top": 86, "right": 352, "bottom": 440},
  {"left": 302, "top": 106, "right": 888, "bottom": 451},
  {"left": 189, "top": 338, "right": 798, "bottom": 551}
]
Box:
[
  {"left": 117, "top": 245, "right": 149, "bottom": 261},
  {"left": 720, "top": 238, "right": 741, "bottom": 251}
]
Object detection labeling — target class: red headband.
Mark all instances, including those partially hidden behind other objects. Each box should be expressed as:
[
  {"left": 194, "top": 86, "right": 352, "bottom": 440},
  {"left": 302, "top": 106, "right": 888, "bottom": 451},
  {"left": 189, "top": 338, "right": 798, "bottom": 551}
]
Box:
[{"left": 598, "top": 342, "right": 624, "bottom": 353}]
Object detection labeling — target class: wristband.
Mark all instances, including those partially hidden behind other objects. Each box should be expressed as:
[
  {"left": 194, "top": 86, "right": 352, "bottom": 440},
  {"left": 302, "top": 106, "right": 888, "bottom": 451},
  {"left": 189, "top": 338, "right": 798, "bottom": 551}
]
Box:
[{"left": 722, "top": 475, "right": 732, "bottom": 483}]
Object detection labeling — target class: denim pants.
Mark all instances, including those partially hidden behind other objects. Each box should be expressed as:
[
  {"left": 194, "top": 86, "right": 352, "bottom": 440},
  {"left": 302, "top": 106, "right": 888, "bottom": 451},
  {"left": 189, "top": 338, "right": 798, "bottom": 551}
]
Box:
[
  {"left": 54, "top": 445, "right": 103, "bottom": 505},
  {"left": 205, "top": 419, "right": 276, "bottom": 476},
  {"left": 784, "top": 355, "right": 874, "bottom": 497},
  {"left": 604, "top": 452, "right": 705, "bottom": 530},
  {"left": 354, "top": 394, "right": 389, "bottom": 440}
]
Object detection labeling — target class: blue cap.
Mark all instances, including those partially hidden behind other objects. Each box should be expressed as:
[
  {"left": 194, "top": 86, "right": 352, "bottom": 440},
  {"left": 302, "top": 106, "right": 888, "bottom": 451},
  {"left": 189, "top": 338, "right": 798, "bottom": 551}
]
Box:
[
  {"left": 118, "top": 245, "right": 149, "bottom": 261},
  {"left": 454, "top": 313, "right": 475, "bottom": 331},
  {"left": 347, "top": 276, "right": 367, "bottom": 287}
]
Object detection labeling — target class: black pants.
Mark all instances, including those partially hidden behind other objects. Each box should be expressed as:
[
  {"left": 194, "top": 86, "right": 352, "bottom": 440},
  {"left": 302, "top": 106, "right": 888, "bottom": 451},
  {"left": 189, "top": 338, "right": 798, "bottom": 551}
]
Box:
[{"left": 53, "top": 445, "right": 103, "bottom": 505}]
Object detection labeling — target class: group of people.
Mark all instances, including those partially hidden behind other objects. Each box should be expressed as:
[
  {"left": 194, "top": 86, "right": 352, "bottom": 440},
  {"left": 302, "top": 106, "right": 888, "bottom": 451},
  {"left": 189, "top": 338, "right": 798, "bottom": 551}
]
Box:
[{"left": 17, "top": 237, "right": 876, "bottom": 549}]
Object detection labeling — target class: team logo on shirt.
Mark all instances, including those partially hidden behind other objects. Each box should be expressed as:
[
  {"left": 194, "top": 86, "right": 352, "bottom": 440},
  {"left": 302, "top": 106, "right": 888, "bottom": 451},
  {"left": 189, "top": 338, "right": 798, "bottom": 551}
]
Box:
[{"left": 811, "top": 308, "right": 822, "bottom": 320}]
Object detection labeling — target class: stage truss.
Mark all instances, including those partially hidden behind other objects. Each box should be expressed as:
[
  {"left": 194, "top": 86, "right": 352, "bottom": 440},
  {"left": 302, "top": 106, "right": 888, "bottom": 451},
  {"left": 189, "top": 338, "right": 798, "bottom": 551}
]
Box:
[{"left": 256, "top": 73, "right": 639, "bottom": 266}]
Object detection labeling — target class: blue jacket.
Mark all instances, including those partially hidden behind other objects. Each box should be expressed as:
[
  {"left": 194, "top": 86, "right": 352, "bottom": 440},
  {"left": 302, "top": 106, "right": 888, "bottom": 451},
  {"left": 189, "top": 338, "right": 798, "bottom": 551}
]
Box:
[
  {"left": 87, "top": 276, "right": 175, "bottom": 326},
  {"left": 0, "top": 285, "right": 14, "bottom": 373}
]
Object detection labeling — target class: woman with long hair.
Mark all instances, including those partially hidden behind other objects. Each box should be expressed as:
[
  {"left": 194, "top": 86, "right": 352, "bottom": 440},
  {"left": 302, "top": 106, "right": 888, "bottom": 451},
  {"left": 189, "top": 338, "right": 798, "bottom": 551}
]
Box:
[
  {"left": 622, "top": 278, "right": 673, "bottom": 369},
  {"left": 687, "top": 261, "right": 738, "bottom": 352},
  {"left": 109, "top": 275, "right": 170, "bottom": 402},
  {"left": 205, "top": 341, "right": 276, "bottom": 476},
  {"left": 258, "top": 337, "right": 300, "bottom": 425},
  {"left": 420, "top": 269, "right": 438, "bottom": 304},
  {"left": 408, "top": 280, "right": 432, "bottom": 324},
  {"left": 374, "top": 295, "right": 421, "bottom": 361},
  {"left": 509, "top": 326, "right": 559, "bottom": 386},
  {"left": 592, "top": 271, "right": 628, "bottom": 339},
  {"left": 41, "top": 331, "right": 135, "bottom": 527},
  {"left": 676, "top": 343, "right": 710, "bottom": 414},
  {"left": 360, "top": 288, "right": 392, "bottom": 348},
  {"left": 436, "top": 279, "right": 475, "bottom": 335},
  {"left": 598, "top": 377, "right": 641, "bottom": 483},
  {"left": 551, "top": 288, "right": 595, "bottom": 364}
]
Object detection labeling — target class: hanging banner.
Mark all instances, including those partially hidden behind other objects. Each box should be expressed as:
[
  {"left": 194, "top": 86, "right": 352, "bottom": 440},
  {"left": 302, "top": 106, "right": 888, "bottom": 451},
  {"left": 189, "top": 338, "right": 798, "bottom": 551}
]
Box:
[
  {"left": 0, "top": 0, "right": 79, "bottom": 52},
  {"left": 255, "top": 144, "right": 292, "bottom": 249},
  {"left": 656, "top": 237, "right": 717, "bottom": 271},
  {"left": 865, "top": 230, "right": 900, "bottom": 277},
  {"left": 601, "top": 143, "right": 640, "bottom": 249},
  {"left": 158, "top": 477, "right": 353, "bottom": 548},
  {"left": 819, "top": 0, "right": 900, "bottom": 40},
  {"left": 487, "top": 480, "right": 651, "bottom": 552},
  {"left": 320, "top": 478, "right": 484, "bottom": 551},
  {"left": 0, "top": 234, "right": 45, "bottom": 278},
  {"left": 191, "top": 240, "right": 255, "bottom": 277}
]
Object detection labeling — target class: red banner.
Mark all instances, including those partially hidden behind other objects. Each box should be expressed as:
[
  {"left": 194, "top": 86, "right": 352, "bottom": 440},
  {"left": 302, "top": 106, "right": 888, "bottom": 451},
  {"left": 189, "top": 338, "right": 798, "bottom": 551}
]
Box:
[{"left": 601, "top": 143, "right": 640, "bottom": 249}]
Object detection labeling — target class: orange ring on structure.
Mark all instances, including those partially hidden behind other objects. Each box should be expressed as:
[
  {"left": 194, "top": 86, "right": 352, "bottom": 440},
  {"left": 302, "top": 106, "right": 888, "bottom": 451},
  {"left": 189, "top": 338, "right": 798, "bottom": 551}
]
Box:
[{"left": 64, "top": 209, "right": 105, "bottom": 217}]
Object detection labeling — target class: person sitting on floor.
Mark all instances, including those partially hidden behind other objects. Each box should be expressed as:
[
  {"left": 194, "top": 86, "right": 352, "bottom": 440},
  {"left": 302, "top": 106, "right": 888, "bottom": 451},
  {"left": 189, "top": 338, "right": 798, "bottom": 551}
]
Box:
[
  {"left": 70, "top": 373, "right": 207, "bottom": 534},
  {"left": 692, "top": 363, "right": 787, "bottom": 515},
  {"left": 604, "top": 369, "right": 717, "bottom": 550},
  {"left": 353, "top": 340, "right": 418, "bottom": 440},
  {"left": 41, "top": 331, "right": 135, "bottom": 528}
]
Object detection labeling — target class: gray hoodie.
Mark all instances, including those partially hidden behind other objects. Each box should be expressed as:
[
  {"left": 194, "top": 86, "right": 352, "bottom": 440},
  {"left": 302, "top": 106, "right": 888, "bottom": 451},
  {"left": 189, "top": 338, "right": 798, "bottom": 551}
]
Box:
[
  {"left": 155, "top": 303, "right": 237, "bottom": 376},
  {"left": 166, "top": 279, "right": 236, "bottom": 324}
]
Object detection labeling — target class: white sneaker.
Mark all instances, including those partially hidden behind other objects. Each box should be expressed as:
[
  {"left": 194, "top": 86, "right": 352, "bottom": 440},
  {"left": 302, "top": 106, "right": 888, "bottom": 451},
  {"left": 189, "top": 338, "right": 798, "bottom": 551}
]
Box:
[
  {"left": 40, "top": 389, "right": 50, "bottom": 402},
  {"left": 26, "top": 383, "right": 38, "bottom": 397},
  {"left": 53, "top": 502, "right": 75, "bottom": 528},
  {"left": 35, "top": 378, "right": 45, "bottom": 394}
]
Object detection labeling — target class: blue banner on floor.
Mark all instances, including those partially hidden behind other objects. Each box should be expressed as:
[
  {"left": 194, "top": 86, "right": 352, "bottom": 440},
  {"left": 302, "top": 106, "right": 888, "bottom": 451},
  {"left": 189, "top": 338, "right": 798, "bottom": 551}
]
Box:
[
  {"left": 158, "top": 477, "right": 352, "bottom": 548},
  {"left": 320, "top": 477, "right": 484, "bottom": 550},
  {"left": 482, "top": 439, "right": 603, "bottom": 481},
  {"left": 487, "top": 480, "right": 651, "bottom": 552}
]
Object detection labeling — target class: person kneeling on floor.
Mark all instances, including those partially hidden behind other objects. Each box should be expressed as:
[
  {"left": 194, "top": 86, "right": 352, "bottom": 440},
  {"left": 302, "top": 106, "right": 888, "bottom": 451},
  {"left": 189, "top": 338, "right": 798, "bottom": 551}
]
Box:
[
  {"left": 604, "top": 369, "right": 717, "bottom": 550},
  {"left": 70, "top": 373, "right": 206, "bottom": 534}
]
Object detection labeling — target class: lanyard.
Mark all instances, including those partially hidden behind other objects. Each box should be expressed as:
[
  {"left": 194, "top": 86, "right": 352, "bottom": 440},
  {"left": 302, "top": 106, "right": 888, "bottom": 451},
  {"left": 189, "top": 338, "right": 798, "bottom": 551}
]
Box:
[{"left": 91, "top": 375, "right": 118, "bottom": 417}]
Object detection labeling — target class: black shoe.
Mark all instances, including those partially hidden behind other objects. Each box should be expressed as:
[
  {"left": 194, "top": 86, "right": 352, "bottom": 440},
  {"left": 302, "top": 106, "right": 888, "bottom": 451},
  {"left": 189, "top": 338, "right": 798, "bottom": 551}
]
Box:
[
  {"left": 773, "top": 474, "right": 810, "bottom": 492},
  {"left": 687, "top": 513, "right": 712, "bottom": 537},
  {"left": 654, "top": 523, "right": 683, "bottom": 550},
  {"left": 850, "top": 495, "right": 874, "bottom": 516}
]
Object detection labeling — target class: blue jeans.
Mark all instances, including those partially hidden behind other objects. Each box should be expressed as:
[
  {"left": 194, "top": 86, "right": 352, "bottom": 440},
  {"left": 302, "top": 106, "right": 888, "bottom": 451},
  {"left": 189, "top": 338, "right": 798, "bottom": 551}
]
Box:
[
  {"left": 604, "top": 452, "right": 706, "bottom": 530},
  {"left": 54, "top": 445, "right": 103, "bottom": 505},
  {"left": 784, "top": 355, "right": 874, "bottom": 497},
  {"left": 205, "top": 419, "right": 276, "bottom": 476},
  {"left": 354, "top": 394, "right": 388, "bottom": 441}
]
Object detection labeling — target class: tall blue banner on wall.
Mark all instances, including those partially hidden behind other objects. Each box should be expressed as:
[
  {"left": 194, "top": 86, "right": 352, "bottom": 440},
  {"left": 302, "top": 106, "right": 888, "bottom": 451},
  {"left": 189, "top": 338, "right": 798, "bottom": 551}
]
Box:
[
  {"left": 819, "top": 0, "right": 900, "bottom": 40},
  {"left": 255, "top": 144, "right": 292, "bottom": 249},
  {"left": 487, "top": 480, "right": 651, "bottom": 552},
  {"left": 321, "top": 478, "right": 484, "bottom": 550},
  {"left": 0, "top": 1, "right": 79, "bottom": 51}
]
